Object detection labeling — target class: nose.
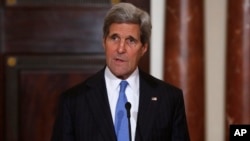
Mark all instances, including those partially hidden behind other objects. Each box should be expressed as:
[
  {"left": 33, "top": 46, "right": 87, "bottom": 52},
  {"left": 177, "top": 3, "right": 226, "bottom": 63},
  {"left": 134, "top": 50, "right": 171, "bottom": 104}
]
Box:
[{"left": 117, "top": 39, "right": 126, "bottom": 53}]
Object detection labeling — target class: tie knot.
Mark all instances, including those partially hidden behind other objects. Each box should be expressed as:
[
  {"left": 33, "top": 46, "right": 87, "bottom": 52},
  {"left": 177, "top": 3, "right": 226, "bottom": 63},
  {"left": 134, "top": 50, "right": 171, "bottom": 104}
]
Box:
[{"left": 120, "top": 80, "right": 128, "bottom": 93}]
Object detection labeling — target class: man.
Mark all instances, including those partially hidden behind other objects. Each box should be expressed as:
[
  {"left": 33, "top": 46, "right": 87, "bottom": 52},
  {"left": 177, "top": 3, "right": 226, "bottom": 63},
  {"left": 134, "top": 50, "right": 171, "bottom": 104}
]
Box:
[{"left": 51, "top": 2, "right": 190, "bottom": 141}]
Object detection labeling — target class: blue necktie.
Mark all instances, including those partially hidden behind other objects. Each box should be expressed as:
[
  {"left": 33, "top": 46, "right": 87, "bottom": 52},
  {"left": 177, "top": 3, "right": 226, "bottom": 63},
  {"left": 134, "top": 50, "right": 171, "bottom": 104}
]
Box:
[{"left": 115, "top": 80, "right": 129, "bottom": 141}]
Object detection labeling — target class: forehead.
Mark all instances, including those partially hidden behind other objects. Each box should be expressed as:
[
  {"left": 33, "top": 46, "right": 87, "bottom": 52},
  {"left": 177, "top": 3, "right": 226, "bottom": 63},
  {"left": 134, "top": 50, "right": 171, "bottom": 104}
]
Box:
[{"left": 108, "top": 23, "right": 141, "bottom": 37}]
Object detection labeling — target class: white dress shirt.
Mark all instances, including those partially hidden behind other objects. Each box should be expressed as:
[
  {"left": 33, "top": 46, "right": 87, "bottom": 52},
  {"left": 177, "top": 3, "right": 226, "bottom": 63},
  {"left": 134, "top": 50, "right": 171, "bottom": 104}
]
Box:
[{"left": 105, "top": 66, "right": 139, "bottom": 141}]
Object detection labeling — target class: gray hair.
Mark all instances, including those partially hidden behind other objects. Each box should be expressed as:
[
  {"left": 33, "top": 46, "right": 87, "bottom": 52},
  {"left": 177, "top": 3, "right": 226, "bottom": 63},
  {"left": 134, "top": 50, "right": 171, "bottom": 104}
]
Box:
[{"left": 103, "top": 2, "right": 152, "bottom": 45}]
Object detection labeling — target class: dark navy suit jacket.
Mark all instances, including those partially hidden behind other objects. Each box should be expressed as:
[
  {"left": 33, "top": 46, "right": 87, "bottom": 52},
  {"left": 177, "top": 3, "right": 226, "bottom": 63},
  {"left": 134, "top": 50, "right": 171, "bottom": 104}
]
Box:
[{"left": 51, "top": 68, "right": 190, "bottom": 141}]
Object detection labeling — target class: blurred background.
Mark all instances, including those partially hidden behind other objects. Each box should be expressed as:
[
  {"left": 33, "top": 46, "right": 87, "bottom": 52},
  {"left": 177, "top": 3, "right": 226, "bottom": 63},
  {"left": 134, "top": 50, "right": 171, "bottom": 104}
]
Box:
[{"left": 0, "top": 0, "right": 249, "bottom": 141}]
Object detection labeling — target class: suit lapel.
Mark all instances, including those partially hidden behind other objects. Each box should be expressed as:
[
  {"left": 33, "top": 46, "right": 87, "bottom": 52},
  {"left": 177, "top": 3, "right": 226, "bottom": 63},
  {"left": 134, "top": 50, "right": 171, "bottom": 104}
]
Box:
[
  {"left": 83, "top": 68, "right": 159, "bottom": 141},
  {"left": 136, "top": 70, "right": 159, "bottom": 141},
  {"left": 85, "top": 69, "right": 117, "bottom": 141}
]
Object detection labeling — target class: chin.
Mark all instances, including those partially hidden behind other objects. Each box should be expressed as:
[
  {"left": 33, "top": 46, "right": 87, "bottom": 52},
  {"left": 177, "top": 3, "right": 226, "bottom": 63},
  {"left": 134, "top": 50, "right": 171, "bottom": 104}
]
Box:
[{"left": 113, "top": 70, "right": 129, "bottom": 79}]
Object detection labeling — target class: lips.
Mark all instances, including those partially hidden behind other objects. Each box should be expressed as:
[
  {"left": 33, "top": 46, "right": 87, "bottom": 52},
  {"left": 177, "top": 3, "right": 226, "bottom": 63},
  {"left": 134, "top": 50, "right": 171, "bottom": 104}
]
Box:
[
  {"left": 115, "top": 58, "right": 124, "bottom": 62},
  {"left": 114, "top": 57, "right": 126, "bottom": 63}
]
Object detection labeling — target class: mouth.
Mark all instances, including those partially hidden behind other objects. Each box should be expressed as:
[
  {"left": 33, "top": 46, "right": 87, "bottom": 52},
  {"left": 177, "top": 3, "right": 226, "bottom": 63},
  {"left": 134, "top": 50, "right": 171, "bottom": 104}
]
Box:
[
  {"left": 114, "top": 57, "right": 126, "bottom": 63},
  {"left": 115, "top": 58, "right": 124, "bottom": 61}
]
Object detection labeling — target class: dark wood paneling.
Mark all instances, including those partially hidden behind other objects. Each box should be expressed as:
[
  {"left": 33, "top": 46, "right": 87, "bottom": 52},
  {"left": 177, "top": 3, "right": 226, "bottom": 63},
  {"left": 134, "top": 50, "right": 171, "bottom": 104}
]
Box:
[
  {"left": 19, "top": 71, "right": 93, "bottom": 141},
  {"left": 5, "top": 0, "right": 110, "bottom": 6},
  {"left": 0, "top": 55, "right": 3, "bottom": 141},
  {"left": 4, "top": 4, "right": 149, "bottom": 73},
  {"left": 0, "top": 0, "right": 3, "bottom": 6},
  {"left": 121, "top": 0, "right": 149, "bottom": 12},
  {"left": 4, "top": 6, "right": 110, "bottom": 54},
  {"left": 5, "top": 55, "right": 105, "bottom": 141},
  {"left": 0, "top": 5, "right": 4, "bottom": 141}
]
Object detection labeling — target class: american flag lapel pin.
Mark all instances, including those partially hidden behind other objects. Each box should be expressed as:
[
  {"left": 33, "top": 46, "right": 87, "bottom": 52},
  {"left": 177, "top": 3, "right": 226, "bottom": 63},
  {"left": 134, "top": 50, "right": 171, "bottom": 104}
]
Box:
[{"left": 151, "top": 97, "right": 157, "bottom": 101}]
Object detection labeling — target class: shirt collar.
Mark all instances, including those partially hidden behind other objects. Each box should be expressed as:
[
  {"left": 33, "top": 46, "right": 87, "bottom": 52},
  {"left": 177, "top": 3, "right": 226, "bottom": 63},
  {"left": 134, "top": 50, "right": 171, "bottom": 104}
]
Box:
[{"left": 104, "top": 66, "right": 139, "bottom": 93}]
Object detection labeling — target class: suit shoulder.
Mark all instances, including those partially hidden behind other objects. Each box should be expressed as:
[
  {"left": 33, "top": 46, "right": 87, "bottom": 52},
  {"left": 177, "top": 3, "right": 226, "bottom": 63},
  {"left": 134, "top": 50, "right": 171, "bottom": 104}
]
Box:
[
  {"left": 139, "top": 69, "right": 182, "bottom": 92},
  {"left": 61, "top": 69, "right": 105, "bottom": 98}
]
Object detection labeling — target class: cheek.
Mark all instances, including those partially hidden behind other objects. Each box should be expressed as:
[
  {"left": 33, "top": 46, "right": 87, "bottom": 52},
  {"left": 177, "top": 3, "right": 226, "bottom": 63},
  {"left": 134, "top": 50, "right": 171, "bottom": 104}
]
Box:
[
  {"left": 104, "top": 46, "right": 115, "bottom": 56},
  {"left": 129, "top": 51, "right": 144, "bottom": 64}
]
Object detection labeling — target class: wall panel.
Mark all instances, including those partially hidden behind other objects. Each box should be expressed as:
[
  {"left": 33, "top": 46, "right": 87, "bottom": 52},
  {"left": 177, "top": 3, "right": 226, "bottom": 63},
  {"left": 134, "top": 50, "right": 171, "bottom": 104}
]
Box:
[
  {"left": 4, "top": 6, "right": 108, "bottom": 54},
  {"left": 5, "top": 55, "right": 105, "bottom": 141},
  {"left": 0, "top": 3, "right": 4, "bottom": 141}
]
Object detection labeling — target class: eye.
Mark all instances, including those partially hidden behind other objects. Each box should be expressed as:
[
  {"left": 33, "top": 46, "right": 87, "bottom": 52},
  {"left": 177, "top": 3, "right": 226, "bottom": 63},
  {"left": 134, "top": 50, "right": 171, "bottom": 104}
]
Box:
[
  {"left": 128, "top": 37, "right": 136, "bottom": 43},
  {"left": 109, "top": 34, "right": 120, "bottom": 41},
  {"left": 126, "top": 37, "right": 137, "bottom": 47}
]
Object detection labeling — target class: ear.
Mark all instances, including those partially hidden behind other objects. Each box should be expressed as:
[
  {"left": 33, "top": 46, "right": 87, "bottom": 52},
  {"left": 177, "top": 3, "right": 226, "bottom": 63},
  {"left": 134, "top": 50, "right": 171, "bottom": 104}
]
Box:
[{"left": 141, "top": 43, "right": 148, "bottom": 57}]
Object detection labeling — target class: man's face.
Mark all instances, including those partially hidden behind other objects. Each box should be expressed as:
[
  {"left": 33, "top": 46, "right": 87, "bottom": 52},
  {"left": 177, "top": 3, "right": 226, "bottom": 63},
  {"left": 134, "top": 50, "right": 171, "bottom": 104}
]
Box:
[{"left": 103, "top": 23, "right": 148, "bottom": 79}]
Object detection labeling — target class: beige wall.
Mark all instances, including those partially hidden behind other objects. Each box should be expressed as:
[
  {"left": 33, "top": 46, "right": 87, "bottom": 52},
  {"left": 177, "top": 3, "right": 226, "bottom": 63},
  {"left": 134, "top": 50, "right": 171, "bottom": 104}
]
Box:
[
  {"left": 150, "top": 0, "right": 227, "bottom": 141},
  {"left": 205, "top": 0, "right": 226, "bottom": 140}
]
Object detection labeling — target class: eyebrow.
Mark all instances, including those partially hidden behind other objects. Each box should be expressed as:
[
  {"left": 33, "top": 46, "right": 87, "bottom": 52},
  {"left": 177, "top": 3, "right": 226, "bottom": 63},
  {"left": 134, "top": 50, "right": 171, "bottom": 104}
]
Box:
[
  {"left": 109, "top": 33, "right": 138, "bottom": 40},
  {"left": 127, "top": 36, "right": 137, "bottom": 40},
  {"left": 109, "top": 33, "right": 119, "bottom": 37}
]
